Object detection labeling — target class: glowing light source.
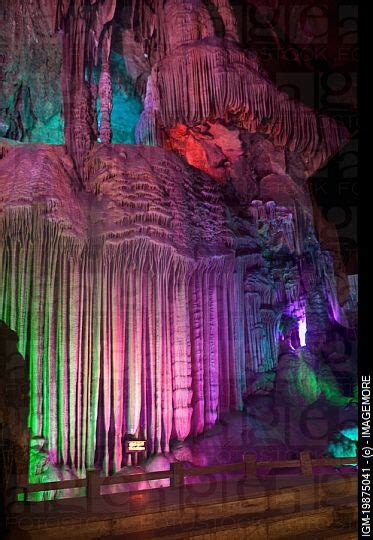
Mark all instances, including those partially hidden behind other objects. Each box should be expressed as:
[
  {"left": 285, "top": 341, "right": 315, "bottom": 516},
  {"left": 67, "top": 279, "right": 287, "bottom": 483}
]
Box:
[
  {"left": 126, "top": 440, "right": 147, "bottom": 453},
  {"left": 298, "top": 319, "right": 307, "bottom": 347},
  {"left": 340, "top": 426, "right": 358, "bottom": 442}
]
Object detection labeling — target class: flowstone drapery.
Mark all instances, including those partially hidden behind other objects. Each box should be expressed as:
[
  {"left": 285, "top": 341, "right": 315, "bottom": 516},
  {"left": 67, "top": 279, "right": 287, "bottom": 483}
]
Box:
[
  {"left": 0, "top": 0, "right": 354, "bottom": 477},
  {"left": 0, "top": 140, "right": 347, "bottom": 473}
]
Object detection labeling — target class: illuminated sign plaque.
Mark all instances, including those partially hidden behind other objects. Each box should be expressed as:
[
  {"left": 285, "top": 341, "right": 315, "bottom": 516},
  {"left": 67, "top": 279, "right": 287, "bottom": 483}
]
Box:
[{"left": 125, "top": 440, "right": 147, "bottom": 453}]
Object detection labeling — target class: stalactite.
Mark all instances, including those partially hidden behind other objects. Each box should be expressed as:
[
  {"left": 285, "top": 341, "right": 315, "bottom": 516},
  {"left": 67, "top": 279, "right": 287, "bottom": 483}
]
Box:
[
  {"left": 0, "top": 141, "right": 346, "bottom": 475},
  {"left": 229, "top": 265, "right": 246, "bottom": 410},
  {"left": 58, "top": 0, "right": 116, "bottom": 175},
  {"left": 98, "top": 26, "right": 113, "bottom": 144},
  {"left": 319, "top": 251, "right": 348, "bottom": 327},
  {"left": 112, "top": 260, "right": 125, "bottom": 472},
  {"left": 136, "top": 41, "right": 348, "bottom": 173},
  {"left": 209, "top": 0, "right": 239, "bottom": 41},
  {"left": 203, "top": 269, "right": 219, "bottom": 428},
  {"left": 171, "top": 264, "right": 193, "bottom": 440},
  {"left": 217, "top": 272, "right": 231, "bottom": 413},
  {"left": 260, "top": 309, "right": 282, "bottom": 370},
  {"left": 245, "top": 292, "right": 265, "bottom": 372},
  {"left": 0, "top": 207, "right": 344, "bottom": 468},
  {"left": 189, "top": 272, "right": 205, "bottom": 436}
]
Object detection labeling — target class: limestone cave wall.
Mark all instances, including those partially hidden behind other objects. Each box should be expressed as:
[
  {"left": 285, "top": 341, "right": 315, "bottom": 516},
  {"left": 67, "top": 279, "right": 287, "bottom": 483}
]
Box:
[{"left": 0, "top": 0, "right": 356, "bottom": 475}]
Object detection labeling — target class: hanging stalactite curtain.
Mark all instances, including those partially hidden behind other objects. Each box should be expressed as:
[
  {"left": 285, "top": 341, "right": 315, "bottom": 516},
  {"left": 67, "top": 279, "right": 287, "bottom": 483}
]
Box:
[
  {"left": 0, "top": 209, "right": 252, "bottom": 474},
  {"left": 0, "top": 143, "right": 341, "bottom": 478}
]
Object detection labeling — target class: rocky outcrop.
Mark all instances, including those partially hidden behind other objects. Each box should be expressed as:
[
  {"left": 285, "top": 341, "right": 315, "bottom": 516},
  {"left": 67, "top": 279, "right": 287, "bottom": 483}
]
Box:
[
  {"left": 0, "top": 321, "right": 29, "bottom": 528},
  {"left": 139, "top": 41, "right": 348, "bottom": 172}
]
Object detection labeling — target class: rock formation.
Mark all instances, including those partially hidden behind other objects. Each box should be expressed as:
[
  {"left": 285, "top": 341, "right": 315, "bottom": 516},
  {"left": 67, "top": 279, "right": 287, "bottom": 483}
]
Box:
[
  {"left": 0, "top": 321, "right": 29, "bottom": 527},
  {"left": 0, "top": 0, "right": 356, "bottom": 478}
]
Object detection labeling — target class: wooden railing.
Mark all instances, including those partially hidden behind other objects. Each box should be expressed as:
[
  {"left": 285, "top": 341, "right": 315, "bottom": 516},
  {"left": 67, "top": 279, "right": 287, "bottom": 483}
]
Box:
[{"left": 18, "top": 451, "right": 356, "bottom": 503}]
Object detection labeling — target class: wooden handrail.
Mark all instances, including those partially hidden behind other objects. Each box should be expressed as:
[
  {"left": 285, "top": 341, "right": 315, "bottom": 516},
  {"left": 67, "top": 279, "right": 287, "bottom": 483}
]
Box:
[
  {"left": 258, "top": 459, "right": 299, "bottom": 468},
  {"left": 185, "top": 462, "right": 243, "bottom": 476},
  {"left": 311, "top": 457, "right": 356, "bottom": 466},
  {"left": 18, "top": 451, "right": 357, "bottom": 502},
  {"left": 102, "top": 470, "right": 173, "bottom": 485},
  {"left": 19, "top": 478, "right": 86, "bottom": 493}
]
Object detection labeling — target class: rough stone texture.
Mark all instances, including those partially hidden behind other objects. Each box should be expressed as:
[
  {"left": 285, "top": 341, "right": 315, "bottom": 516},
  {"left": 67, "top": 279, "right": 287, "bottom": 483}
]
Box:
[
  {"left": 0, "top": 321, "right": 29, "bottom": 526},
  {"left": 0, "top": 2, "right": 63, "bottom": 142},
  {"left": 0, "top": 1, "right": 356, "bottom": 478},
  {"left": 0, "top": 139, "right": 347, "bottom": 472}
]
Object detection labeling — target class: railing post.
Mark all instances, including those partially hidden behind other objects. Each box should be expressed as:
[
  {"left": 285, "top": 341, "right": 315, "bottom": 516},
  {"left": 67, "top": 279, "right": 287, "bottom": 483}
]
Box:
[
  {"left": 22, "top": 486, "right": 30, "bottom": 512},
  {"left": 243, "top": 453, "right": 257, "bottom": 478},
  {"left": 86, "top": 469, "right": 101, "bottom": 503},
  {"left": 17, "top": 469, "right": 30, "bottom": 510},
  {"left": 170, "top": 462, "right": 184, "bottom": 487},
  {"left": 300, "top": 451, "right": 313, "bottom": 477}
]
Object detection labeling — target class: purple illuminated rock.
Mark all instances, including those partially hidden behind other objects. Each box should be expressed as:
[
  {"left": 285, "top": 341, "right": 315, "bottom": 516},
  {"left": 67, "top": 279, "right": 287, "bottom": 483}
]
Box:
[{"left": 0, "top": 1, "right": 356, "bottom": 477}]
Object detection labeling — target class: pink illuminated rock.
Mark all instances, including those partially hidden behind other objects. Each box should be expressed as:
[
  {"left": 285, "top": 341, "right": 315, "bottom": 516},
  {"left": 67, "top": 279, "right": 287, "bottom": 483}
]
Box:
[{"left": 0, "top": 1, "right": 355, "bottom": 480}]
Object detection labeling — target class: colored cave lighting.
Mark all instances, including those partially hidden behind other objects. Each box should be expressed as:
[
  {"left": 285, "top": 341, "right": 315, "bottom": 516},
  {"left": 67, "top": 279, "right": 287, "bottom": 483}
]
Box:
[
  {"left": 340, "top": 426, "right": 358, "bottom": 442},
  {"left": 298, "top": 319, "right": 307, "bottom": 347},
  {"left": 328, "top": 436, "right": 357, "bottom": 459},
  {"left": 0, "top": 0, "right": 356, "bottom": 494}
]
